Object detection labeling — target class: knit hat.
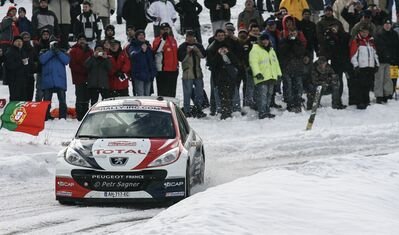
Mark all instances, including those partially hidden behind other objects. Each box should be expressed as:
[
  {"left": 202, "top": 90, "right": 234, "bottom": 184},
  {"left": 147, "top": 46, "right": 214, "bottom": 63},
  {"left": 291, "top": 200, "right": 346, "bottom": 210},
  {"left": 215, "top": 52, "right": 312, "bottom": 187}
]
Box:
[
  {"left": 265, "top": 17, "right": 276, "bottom": 25},
  {"left": 135, "top": 29, "right": 145, "bottom": 38},
  {"left": 13, "top": 36, "right": 23, "bottom": 43},
  {"left": 224, "top": 22, "right": 235, "bottom": 31},
  {"left": 259, "top": 32, "right": 270, "bottom": 41},
  {"left": 7, "top": 6, "right": 17, "bottom": 15},
  {"left": 185, "top": 30, "right": 196, "bottom": 37},
  {"left": 324, "top": 5, "right": 333, "bottom": 12},
  {"left": 238, "top": 27, "right": 248, "bottom": 34},
  {"left": 18, "top": 7, "right": 27, "bottom": 14},
  {"left": 76, "top": 33, "right": 87, "bottom": 41},
  {"left": 361, "top": 10, "right": 372, "bottom": 17},
  {"left": 383, "top": 19, "right": 392, "bottom": 24},
  {"left": 302, "top": 8, "right": 311, "bottom": 15},
  {"left": 109, "top": 39, "right": 120, "bottom": 45},
  {"left": 20, "top": 31, "right": 31, "bottom": 39},
  {"left": 94, "top": 42, "right": 104, "bottom": 50},
  {"left": 40, "top": 28, "right": 50, "bottom": 36}
]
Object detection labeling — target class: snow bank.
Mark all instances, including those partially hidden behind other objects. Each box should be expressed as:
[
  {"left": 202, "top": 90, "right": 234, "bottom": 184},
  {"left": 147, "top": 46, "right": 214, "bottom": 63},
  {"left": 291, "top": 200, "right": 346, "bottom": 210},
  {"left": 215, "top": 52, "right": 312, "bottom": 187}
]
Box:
[{"left": 123, "top": 153, "right": 399, "bottom": 235}]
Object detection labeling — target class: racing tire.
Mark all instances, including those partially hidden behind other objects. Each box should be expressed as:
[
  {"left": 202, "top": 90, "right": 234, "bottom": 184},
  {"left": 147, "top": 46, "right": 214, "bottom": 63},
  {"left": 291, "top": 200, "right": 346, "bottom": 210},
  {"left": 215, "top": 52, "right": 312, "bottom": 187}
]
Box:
[
  {"left": 58, "top": 199, "right": 76, "bottom": 206},
  {"left": 185, "top": 161, "right": 191, "bottom": 198}
]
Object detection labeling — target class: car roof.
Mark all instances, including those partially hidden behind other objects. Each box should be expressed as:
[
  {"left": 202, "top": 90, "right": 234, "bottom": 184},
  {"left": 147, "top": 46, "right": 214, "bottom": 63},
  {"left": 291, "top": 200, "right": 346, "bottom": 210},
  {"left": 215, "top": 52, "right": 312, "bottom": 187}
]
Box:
[{"left": 92, "top": 96, "right": 179, "bottom": 109}]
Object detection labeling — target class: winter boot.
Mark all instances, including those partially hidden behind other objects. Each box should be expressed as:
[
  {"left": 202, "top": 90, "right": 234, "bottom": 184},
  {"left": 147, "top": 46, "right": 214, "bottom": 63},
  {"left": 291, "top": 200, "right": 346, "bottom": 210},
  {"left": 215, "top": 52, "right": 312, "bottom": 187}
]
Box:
[
  {"left": 332, "top": 104, "right": 347, "bottom": 109},
  {"left": 376, "top": 97, "right": 384, "bottom": 104}
]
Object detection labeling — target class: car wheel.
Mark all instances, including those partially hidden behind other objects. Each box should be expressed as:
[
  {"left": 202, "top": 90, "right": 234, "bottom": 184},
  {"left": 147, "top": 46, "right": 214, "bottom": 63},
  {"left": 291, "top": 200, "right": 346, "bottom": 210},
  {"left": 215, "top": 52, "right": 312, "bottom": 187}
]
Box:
[
  {"left": 185, "top": 161, "right": 191, "bottom": 198},
  {"left": 58, "top": 199, "right": 75, "bottom": 206}
]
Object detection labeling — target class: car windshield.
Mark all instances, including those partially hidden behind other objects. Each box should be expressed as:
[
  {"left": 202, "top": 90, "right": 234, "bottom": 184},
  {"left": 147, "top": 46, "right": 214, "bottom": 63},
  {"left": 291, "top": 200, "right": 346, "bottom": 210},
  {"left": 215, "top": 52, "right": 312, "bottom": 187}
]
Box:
[{"left": 76, "top": 110, "right": 176, "bottom": 139}]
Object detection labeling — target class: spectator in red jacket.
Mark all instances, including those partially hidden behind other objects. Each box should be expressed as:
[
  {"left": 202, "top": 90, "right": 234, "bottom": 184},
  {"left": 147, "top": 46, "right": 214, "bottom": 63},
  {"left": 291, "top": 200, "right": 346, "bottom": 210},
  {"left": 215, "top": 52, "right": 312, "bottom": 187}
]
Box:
[
  {"left": 69, "top": 34, "right": 93, "bottom": 120},
  {"left": 108, "top": 39, "right": 131, "bottom": 97},
  {"left": 152, "top": 22, "right": 179, "bottom": 97}
]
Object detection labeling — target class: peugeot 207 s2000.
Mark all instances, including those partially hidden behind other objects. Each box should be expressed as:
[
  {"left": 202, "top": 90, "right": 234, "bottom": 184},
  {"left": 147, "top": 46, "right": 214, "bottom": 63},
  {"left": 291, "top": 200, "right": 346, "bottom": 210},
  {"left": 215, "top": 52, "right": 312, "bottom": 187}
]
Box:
[{"left": 55, "top": 97, "right": 205, "bottom": 204}]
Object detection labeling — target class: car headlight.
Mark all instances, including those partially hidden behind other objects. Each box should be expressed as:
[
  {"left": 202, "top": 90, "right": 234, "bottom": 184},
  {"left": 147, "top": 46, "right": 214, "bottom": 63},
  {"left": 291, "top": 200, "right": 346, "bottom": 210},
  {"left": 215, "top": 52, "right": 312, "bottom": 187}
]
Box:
[
  {"left": 64, "top": 147, "right": 91, "bottom": 168},
  {"left": 148, "top": 148, "right": 179, "bottom": 167}
]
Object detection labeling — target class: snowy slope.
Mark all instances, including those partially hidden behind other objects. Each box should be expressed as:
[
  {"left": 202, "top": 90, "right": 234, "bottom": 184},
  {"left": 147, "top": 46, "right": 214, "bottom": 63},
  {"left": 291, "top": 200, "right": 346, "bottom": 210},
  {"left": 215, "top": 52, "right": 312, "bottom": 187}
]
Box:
[{"left": 1, "top": 0, "right": 399, "bottom": 234}]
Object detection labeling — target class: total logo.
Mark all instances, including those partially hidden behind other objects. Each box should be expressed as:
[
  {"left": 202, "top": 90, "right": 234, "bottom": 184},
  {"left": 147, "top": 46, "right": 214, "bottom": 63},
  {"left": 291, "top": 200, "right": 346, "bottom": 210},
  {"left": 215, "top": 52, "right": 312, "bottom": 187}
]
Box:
[
  {"left": 164, "top": 181, "right": 184, "bottom": 188},
  {"left": 57, "top": 181, "right": 75, "bottom": 187}
]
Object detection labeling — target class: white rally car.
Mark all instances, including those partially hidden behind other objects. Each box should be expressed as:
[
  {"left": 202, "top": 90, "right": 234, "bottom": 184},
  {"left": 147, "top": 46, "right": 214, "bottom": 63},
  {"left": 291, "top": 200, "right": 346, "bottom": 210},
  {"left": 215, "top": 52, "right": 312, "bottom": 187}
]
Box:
[{"left": 55, "top": 97, "right": 205, "bottom": 204}]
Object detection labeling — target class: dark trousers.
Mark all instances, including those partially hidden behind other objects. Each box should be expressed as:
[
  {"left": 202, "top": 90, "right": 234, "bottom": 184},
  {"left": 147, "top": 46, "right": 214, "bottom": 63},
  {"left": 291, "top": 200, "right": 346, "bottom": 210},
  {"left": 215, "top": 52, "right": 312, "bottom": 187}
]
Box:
[
  {"left": 352, "top": 68, "right": 374, "bottom": 106},
  {"left": 89, "top": 88, "right": 110, "bottom": 106},
  {"left": 9, "top": 79, "right": 28, "bottom": 101},
  {"left": 26, "top": 76, "right": 35, "bottom": 101},
  {"left": 156, "top": 71, "right": 178, "bottom": 97},
  {"left": 59, "top": 24, "right": 71, "bottom": 50},
  {"left": 217, "top": 82, "right": 235, "bottom": 119},
  {"left": 44, "top": 88, "right": 67, "bottom": 119},
  {"left": 283, "top": 73, "right": 303, "bottom": 109},
  {"left": 75, "top": 84, "right": 90, "bottom": 121}
]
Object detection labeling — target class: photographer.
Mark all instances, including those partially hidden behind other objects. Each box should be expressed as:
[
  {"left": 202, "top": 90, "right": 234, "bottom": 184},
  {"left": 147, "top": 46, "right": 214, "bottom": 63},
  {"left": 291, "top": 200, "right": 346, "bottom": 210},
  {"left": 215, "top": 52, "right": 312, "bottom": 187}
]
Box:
[
  {"left": 108, "top": 39, "right": 131, "bottom": 97},
  {"left": 39, "top": 37, "right": 70, "bottom": 120},
  {"left": 85, "top": 43, "right": 112, "bottom": 105}
]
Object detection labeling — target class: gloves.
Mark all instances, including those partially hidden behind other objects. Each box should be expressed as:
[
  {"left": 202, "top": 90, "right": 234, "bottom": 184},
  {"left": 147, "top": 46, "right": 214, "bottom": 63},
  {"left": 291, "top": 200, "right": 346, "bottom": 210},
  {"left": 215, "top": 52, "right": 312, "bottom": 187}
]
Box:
[
  {"left": 162, "top": 32, "right": 168, "bottom": 40},
  {"left": 255, "top": 73, "right": 264, "bottom": 80},
  {"left": 110, "top": 9, "right": 115, "bottom": 15}
]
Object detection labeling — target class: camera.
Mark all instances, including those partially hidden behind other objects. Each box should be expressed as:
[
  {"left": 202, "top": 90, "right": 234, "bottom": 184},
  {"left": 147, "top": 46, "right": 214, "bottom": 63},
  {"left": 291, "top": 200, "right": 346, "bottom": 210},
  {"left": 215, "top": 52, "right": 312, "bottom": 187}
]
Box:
[
  {"left": 50, "top": 41, "right": 58, "bottom": 50},
  {"left": 98, "top": 52, "right": 104, "bottom": 56}
]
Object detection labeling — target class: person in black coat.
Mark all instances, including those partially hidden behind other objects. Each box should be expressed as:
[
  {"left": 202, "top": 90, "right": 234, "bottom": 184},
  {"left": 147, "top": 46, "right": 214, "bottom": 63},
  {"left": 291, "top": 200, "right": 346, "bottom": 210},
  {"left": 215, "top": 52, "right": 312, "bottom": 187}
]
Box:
[
  {"left": 70, "top": 0, "right": 83, "bottom": 36},
  {"left": 175, "top": 0, "right": 203, "bottom": 43},
  {"left": 4, "top": 36, "right": 31, "bottom": 101},
  {"left": 206, "top": 29, "right": 240, "bottom": 119},
  {"left": 299, "top": 9, "right": 318, "bottom": 59},
  {"left": 21, "top": 32, "right": 38, "bottom": 101},
  {"left": 204, "top": 0, "right": 236, "bottom": 34},
  {"left": 122, "top": 0, "right": 149, "bottom": 32}
]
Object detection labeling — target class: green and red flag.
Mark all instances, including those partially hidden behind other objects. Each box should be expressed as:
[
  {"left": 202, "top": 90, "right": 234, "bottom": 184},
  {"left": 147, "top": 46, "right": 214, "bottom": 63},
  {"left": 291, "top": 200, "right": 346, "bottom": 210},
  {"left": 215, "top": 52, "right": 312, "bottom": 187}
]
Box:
[{"left": 0, "top": 101, "right": 50, "bottom": 136}]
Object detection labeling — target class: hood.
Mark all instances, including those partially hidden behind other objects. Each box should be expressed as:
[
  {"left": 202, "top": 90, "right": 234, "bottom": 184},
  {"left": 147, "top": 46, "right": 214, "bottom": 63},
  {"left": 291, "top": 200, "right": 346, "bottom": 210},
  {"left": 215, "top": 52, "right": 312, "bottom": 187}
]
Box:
[{"left": 282, "top": 15, "right": 297, "bottom": 38}]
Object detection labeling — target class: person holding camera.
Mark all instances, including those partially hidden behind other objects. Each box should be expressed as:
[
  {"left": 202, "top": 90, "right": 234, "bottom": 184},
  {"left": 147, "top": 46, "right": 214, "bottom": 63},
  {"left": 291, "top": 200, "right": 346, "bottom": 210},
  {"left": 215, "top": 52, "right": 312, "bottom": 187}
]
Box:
[
  {"left": 85, "top": 43, "right": 112, "bottom": 105},
  {"left": 108, "top": 39, "right": 131, "bottom": 98},
  {"left": 249, "top": 32, "right": 282, "bottom": 119},
  {"left": 69, "top": 34, "right": 93, "bottom": 121},
  {"left": 39, "top": 37, "right": 70, "bottom": 120},
  {"left": 128, "top": 30, "right": 156, "bottom": 96},
  {"left": 178, "top": 30, "right": 207, "bottom": 118},
  {"left": 152, "top": 22, "right": 179, "bottom": 97}
]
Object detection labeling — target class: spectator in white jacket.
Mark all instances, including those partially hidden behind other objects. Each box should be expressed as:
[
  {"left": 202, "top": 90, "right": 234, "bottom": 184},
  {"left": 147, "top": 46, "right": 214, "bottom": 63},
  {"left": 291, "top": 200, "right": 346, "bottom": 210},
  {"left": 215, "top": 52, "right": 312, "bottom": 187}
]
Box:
[
  {"left": 146, "top": 0, "right": 177, "bottom": 37},
  {"left": 89, "top": 0, "right": 115, "bottom": 30}
]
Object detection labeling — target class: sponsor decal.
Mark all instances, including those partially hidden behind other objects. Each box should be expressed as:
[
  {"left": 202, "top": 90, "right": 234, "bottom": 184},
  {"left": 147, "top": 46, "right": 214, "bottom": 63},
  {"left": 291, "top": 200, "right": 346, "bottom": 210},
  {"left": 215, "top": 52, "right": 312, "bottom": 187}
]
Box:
[
  {"left": 94, "top": 149, "right": 146, "bottom": 155},
  {"left": 56, "top": 191, "right": 73, "bottom": 197},
  {"left": 57, "top": 181, "right": 75, "bottom": 187},
  {"left": 165, "top": 191, "right": 185, "bottom": 197},
  {"left": 93, "top": 181, "right": 141, "bottom": 190},
  {"left": 108, "top": 141, "right": 136, "bottom": 147},
  {"left": 164, "top": 181, "right": 184, "bottom": 188},
  {"left": 91, "top": 106, "right": 163, "bottom": 112},
  {"left": 110, "top": 157, "right": 128, "bottom": 166},
  {"left": 91, "top": 175, "right": 144, "bottom": 180}
]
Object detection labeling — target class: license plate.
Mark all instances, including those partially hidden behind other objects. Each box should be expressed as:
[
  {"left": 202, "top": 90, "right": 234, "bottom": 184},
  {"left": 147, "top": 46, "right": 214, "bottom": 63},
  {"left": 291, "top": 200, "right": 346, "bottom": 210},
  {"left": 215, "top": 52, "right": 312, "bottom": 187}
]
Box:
[{"left": 103, "top": 192, "right": 130, "bottom": 198}]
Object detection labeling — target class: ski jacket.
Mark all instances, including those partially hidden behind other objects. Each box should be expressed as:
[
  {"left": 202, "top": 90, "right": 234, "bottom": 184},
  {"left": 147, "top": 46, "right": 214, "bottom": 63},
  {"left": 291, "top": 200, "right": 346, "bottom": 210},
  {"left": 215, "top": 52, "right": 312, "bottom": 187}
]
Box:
[
  {"left": 0, "top": 16, "right": 19, "bottom": 45},
  {"left": 175, "top": 0, "right": 202, "bottom": 29},
  {"left": 350, "top": 34, "right": 379, "bottom": 69},
  {"left": 279, "top": 37, "right": 306, "bottom": 74},
  {"left": 249, "top": 43, "right": 282, "bottom": 85},
  {"left": 128, "top": 39, "right": 156, "bottom": 82},
  {"left": 3, "top": 45, "right": 30, "bottom": 84},
  {"left": 237, "top": 8, "right": 264, "bottom": 30},
  {"left": 374, "top": 29, "right": 399, "bottom": 65},
  {"left": 85, "top": 55, "right": 112, "bottom": 89},
  {"left": 204, "top": 0, "right": 236, "bottom": 22},
  {"left": 316, "top": 15, "right": 344, "bottom": 44},
  {"left": 48, "top": 0, "right": 71, "bottom": 24},
  {"left": 178, "top": 42, "right": 206, "bottom": 80},
  {"left": 69, "top": 43, "right": 93, "bottom": 85},
  {"left": 146, "top": 0, "right": 177, "bottom": 27},
  {"left": 279, "top": 0, "right": 309, "bottom": 20},
  {"left": 39, "top": 49, "right": 70, "bottom": 90},
  {"left": 74, "top": 11, "right": 102, "bottom": 41},
  {"left": 281, "top": 15, "right": 307, "bottom": 48},
  {"left": 152, "top": 35, "right": 178, "bottom": 72},
  {"left": 122, "top": 0, "right": 149, "bottom": 30},
  {"left": 108, "top": 50, "right": 131, "bottom": 90},
  {"left": 31, "top": 7, "right": 61, "bottom": 40},
  {"left": 89, "top": 0, "right": 116, "bottom": 18},
  {"left": 17, "top": 17, "right": 32, "bottom": 35}
]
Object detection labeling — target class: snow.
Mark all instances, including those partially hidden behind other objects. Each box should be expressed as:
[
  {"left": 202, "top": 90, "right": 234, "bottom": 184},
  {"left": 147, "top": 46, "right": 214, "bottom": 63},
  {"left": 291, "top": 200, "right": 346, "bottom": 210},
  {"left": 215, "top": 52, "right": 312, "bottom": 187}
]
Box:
[{"left": 1, "top": 0, "right": 399, "bottom": 234}]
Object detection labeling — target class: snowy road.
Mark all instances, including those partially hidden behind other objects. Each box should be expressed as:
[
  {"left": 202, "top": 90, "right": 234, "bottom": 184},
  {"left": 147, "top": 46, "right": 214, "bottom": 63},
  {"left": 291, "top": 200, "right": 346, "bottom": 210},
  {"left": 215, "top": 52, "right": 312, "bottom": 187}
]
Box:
[{"left": 1, "top": 108, "right": 399, "bottom": 234}]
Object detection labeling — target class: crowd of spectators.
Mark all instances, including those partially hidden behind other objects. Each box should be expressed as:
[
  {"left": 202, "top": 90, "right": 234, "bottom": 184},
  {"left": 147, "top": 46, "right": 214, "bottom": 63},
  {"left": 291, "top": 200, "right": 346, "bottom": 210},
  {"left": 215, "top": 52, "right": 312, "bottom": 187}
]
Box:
[{"left": 0, "top": 0, "right": 398, "bottom": 121}]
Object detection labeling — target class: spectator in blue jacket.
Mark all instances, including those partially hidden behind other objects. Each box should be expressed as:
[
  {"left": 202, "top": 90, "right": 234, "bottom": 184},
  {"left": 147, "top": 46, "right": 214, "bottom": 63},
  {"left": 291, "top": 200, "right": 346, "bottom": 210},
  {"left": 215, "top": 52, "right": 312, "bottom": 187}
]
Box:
[
  {"left": 17, "top": 7, "right": 32, "bottom": 36},
  {"left": 128, "top": 30, "right": 156, "bottom": 96},
  {"left": 39, "top": 38, "right": 70, "bottom": 120}
]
